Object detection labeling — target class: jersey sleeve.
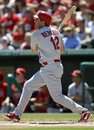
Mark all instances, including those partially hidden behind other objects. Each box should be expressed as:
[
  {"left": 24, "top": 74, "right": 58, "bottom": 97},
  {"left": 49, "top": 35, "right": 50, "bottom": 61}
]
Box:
[{"left": 30, "top": 33, "right": 37, "bottom": 50}]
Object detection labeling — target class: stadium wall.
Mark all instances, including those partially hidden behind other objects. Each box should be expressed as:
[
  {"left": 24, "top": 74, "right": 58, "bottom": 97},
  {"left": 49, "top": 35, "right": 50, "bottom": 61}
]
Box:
[{"left": 0, "top": 49, "right": 94, "bottom": 94}]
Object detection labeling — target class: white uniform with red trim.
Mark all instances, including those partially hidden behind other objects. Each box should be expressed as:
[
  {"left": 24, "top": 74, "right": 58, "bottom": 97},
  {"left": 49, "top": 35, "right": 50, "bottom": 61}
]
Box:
[
  {"left": 31, "top": 26, "right": 61, "bottom": 64},
  {"left": 14, "top": 26, "right": 88, "bottom": 116}
]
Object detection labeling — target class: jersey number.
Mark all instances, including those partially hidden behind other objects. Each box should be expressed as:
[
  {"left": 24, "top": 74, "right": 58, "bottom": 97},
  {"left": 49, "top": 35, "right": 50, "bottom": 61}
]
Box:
[{"left": 50, "top": 36, "right": 59, "bottom": 50}]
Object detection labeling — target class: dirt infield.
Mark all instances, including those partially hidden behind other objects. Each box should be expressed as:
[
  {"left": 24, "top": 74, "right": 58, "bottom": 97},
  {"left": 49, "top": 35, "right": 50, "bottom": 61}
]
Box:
[{"left": 0, "top": 121, "right": 94, "bottom": 128}]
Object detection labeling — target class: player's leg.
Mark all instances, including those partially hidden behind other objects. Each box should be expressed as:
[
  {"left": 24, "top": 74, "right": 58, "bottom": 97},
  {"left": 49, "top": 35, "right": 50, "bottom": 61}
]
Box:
[
  {"left": 50, "top": 80, "right": 88, "bottom": 113},
  {"left": 40, "top": 63, "right": 92, "bottom": 122},
  {"left": 3, "top": 71, "right": 45, "bottom": 121},
  {"left": 14, "top": 71, "right": 45, "bottom": 116},
  {"left": 42, "top": 72, "right": 88, "bottom": 114},
  {"left": 42, "top": 73, "right": 92, "bottom": 122}
]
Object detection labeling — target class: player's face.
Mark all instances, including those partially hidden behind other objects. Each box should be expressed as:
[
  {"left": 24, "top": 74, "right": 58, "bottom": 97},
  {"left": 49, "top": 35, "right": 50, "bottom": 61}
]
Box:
[
  {"left": 66, "top": 30, "right": 74, "bottom": 37},
  {"left": 72, "top": 76, "right": 81, "bottom": 84},
  {"left": 16, "top": 74, "right": 24, "bottom": 83},
  {"left": 34, "top": 17, "right": 44, "bottom": 29}
]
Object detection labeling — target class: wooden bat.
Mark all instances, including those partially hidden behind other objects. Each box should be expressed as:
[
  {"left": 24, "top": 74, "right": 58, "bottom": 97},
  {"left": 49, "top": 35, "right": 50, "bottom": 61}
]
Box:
[{"left": 58, "top": 6, "right": 77, "bottom": 31}]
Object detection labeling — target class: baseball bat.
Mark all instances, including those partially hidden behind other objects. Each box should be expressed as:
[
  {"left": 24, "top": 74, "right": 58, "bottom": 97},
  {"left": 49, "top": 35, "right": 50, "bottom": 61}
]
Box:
[{"left": 58, "top": 6, "right": 77, "bottom": 31}]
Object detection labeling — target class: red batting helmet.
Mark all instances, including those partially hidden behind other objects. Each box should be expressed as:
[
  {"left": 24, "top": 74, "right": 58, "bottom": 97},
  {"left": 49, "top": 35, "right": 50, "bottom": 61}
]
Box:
[
  {"left": 16, "top": 67, "right": 26, "bottom": 75},
  {"left": 34, "top": 10, "right": 52, "bottom": 26}
]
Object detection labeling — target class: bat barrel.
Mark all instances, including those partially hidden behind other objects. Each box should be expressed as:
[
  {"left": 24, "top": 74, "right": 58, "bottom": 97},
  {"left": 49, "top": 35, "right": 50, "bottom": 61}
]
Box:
[{"left": 58, "top": 6, "right": 77, "bottom": 31}]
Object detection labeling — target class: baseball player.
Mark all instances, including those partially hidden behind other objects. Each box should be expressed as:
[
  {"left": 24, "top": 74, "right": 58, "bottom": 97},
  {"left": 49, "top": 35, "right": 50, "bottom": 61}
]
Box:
[{"left": 4, "top": 10, "right": 92, "bottom": 122}]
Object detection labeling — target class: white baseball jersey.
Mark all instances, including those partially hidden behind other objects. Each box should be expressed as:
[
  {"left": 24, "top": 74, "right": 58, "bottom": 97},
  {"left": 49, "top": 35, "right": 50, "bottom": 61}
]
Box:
[
  {"left": 30, "top": 26, "right": 63, "bottom": 63},
  {"left": 67, "top": 82, "right": 92, "bottom": 109}
]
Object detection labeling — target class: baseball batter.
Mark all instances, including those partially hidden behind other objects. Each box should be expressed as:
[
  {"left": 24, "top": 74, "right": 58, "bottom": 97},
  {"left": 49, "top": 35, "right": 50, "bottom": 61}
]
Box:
[{"left": 4, "top": 10, "right": 92, "bottom": 122}]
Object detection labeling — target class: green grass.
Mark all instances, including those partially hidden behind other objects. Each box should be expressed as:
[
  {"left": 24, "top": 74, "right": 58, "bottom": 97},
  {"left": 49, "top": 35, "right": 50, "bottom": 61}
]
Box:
[
  {"left": 0, "top": 128, "right": 94, "bottom": 130},
  {"left": 21, "top": 113, "right": 80, "bottom": 121},
  {"left": 1, "top": 113, "right": 94, "bottom": 121},
  {"left": 0, "top": 127, "right": 94, "bottom": 130}
]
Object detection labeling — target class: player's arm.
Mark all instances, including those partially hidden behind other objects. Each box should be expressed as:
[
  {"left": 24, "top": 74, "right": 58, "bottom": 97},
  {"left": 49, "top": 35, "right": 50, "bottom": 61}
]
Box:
[
  {"left": 60, "top": 43, "right": 65, "bottom": 54},
  {"left": 71, "top": 95, "right": 83, "bottom": 102},
  {"left": 30, "top": 34, "right": 38, "bottom": 54},
  {"left": 60, "top": 35, "right": 65, "bottom": 54},
  {"left": 31, "top": 46, "right": 38, "bottom": 53}
]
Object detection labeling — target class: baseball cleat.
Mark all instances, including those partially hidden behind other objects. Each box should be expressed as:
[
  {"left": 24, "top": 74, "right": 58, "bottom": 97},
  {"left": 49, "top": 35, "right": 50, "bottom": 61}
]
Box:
[
  {"left": 78, "top": 111, "right": 92, "bottom": 123},
  {"left": 3, "top": 112, "right": 20, "bottom": 122}
]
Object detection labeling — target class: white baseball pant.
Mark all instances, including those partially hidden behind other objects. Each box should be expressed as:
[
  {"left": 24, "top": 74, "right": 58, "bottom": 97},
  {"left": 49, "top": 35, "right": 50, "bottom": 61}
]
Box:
[{"left": 14, "top": 62, "right": 88, "bottom": 116}]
